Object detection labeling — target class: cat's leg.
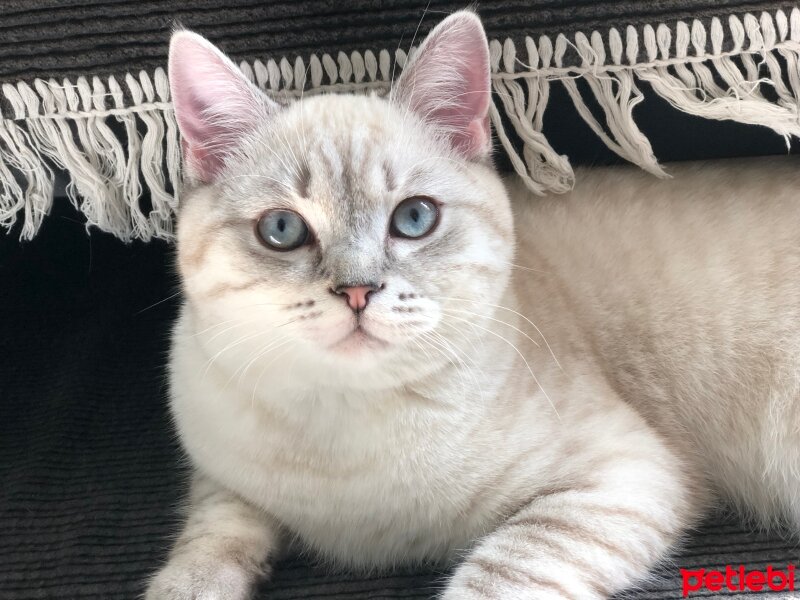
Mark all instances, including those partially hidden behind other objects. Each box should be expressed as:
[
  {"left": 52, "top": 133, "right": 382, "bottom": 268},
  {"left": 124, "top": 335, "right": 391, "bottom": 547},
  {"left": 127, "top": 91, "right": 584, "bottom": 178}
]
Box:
[
  {"left": 146, "top": 472, "right": 279, "bottom": 600},
  {"left": 443, "top": 417, "right": 700, "bottom": 599}
]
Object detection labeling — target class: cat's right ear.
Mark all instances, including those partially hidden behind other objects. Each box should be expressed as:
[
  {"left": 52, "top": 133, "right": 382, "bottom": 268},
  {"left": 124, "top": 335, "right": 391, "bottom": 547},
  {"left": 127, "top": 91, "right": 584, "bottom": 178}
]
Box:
[{"left": 168, "top": 31, "right": 277, "bottom": 184}]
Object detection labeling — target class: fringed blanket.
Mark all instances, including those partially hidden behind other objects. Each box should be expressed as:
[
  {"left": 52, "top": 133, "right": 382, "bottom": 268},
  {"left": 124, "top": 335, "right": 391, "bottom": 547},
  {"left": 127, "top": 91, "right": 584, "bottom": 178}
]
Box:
[{"left": 1, "top": 1, "right": 799, "bottom": 240}]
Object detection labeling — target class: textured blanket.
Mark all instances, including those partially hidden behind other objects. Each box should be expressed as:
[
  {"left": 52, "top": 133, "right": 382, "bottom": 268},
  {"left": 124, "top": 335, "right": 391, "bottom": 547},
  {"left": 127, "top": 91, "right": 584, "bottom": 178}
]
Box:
[{"left": 1, "top": 1, "right": 800, "bottom": 240}]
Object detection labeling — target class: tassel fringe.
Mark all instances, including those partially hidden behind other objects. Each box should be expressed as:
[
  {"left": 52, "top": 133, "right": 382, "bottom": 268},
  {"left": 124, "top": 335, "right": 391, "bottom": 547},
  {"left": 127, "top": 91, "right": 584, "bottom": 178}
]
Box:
[{"left": 3, "top": 9, "right": 800, "bottom": 240}]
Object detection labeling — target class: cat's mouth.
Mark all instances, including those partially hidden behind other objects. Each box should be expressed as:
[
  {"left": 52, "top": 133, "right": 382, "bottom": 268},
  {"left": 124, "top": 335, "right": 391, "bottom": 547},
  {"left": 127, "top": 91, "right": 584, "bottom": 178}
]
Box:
[{"left": 330, "top": 325, "right": 389, "bottom": 353}]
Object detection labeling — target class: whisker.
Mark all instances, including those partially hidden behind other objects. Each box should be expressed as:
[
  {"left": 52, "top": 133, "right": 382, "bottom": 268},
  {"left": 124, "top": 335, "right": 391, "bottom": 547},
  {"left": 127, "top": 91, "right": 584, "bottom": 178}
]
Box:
[
  {"left": 251, "top": 340, "right": 295, "bottom": 408},
  {"left": 498, "top": 261, "right": 551, "bottom": 275},
  {"left": 135, "top": 290, "right": 183, "bottom": 315},
  {"left": 431, "top": 326, "right": 487, "bottom": 403},
  {"left": 231, "top": 334, "right": 291, "bottom": 389},
  {"left": 202, "top": 319, "right": 258, "bottom": 346},
  {"left": 407, "top": 335, "right": 438, "bottom": 370},
  {"left": 437, "top": 318, "right": 481, "bottom": 359},
  {"left": 200, "top": 329, "right": 267, "bottom": 380},
  {"left": 441, "top": 307, "right": 541, "bottom": 350},
  {"left": 442, "top": 313, "right": 560, "bottom": 420},
  {"left": 417, "top": 333, "right": 468, "bottom": 396},
  {"left": 421, "top": 329, "right": 484, "bottom": 401},
  {"left": 432, "top": 296, "right": 562, "bottom": 371},
  {"left": 188, "top": 316, "right": 248, "bottom": 338},
  {"left": 200, "top": 316, "right": 299, "bottom": 379},
  {"left": 186, "top": 298, "right": 300, "bottom": 341}
]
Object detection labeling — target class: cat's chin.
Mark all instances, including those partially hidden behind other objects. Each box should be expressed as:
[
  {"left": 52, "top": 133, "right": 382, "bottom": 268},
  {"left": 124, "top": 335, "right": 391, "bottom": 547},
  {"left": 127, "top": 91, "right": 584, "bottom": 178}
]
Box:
[{"left": 329, "top": 325, "right": 390, "bottom": 355}]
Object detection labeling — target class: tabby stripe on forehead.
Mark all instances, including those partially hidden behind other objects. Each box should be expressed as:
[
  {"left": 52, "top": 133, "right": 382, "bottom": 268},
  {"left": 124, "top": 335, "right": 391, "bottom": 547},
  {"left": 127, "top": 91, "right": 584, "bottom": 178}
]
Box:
[
  {"left": 382, "top": 161, "right": 396, "bottom": 192},
  {"left": 333, "top": 138, "right": 355, "bottom": 200},
  {"left": 354, "top": 137, "right": 372, "bottom": 187},
  {"left": 295, "top": 163, "right": 311, "bottom": 199}
]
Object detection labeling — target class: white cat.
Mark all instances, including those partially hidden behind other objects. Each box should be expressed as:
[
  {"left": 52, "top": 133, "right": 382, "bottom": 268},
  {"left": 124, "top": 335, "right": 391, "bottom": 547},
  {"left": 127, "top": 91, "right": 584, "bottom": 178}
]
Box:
[{"left": 146, "top": 10, "right": 800, "bottom": 599}]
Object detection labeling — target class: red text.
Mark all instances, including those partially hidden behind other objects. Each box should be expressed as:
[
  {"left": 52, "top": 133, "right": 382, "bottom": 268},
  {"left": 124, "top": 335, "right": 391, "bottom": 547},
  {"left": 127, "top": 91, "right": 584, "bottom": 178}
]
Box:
[{"left": 681, "top": 565, "right": 795, "bottom": 597}]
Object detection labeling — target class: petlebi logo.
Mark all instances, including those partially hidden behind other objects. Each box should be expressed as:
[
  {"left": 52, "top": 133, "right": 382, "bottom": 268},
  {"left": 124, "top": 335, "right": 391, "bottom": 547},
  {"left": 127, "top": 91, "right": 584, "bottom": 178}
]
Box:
[{"left": 681, "top": 564, "right": 796, "bottom": 597}]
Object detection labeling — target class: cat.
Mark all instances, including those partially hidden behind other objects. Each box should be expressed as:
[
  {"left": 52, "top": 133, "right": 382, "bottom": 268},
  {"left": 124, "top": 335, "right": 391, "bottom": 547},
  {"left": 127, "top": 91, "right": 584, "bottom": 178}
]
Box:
[{"left": 146, "top": 9, "right": 800, "bottom": 600}]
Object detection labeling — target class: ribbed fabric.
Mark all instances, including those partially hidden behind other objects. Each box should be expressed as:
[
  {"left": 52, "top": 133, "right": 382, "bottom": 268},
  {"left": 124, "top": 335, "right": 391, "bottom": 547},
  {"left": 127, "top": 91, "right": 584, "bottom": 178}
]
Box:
[
  {"left": 1, "top": 204, "right": 798, "bottom": 599},
  {"left": 0, "top": 0, "right": 797, "bottom": 83}
]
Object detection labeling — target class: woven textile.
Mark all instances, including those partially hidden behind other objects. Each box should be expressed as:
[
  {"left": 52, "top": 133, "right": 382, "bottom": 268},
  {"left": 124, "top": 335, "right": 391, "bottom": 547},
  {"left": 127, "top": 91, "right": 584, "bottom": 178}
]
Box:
[{"left": 0, "top": 1, "right": 793, "bottom": 82}]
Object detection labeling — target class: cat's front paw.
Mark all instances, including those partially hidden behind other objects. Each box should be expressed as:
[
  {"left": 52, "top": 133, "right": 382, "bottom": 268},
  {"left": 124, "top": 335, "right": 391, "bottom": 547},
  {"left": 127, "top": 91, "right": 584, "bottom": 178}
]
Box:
[
  {"left": 145, "top": 555, "right": 259, "bottom": 600},
  {"left": 441, "top": 562, "right": 571, "bottom": 600}
]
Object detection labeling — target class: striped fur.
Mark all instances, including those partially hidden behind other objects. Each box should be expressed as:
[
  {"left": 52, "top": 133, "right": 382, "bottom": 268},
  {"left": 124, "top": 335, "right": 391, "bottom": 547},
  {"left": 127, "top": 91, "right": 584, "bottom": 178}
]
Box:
[{"left": 147, "top": 11, "right": 800, "bottom": 600}]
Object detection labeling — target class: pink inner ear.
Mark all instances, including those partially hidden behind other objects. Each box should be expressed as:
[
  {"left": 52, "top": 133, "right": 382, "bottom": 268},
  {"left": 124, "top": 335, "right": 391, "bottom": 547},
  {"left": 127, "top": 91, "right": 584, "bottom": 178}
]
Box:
[
  {"left": 169, "top": 32, "right": 272, "bottom": 183},
  {"left": 393, "top": 12, "right": 492, "bottom": 159},
  {"left": 461, "top": 117, "right": 491, "bottom": 156}
]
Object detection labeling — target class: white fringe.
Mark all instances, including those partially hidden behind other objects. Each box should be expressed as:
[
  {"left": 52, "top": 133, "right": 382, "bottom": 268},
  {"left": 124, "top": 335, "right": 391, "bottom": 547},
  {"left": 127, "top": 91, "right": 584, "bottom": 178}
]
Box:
[{"left": 3, "top": 8, "right": 800, "bottom": 240}]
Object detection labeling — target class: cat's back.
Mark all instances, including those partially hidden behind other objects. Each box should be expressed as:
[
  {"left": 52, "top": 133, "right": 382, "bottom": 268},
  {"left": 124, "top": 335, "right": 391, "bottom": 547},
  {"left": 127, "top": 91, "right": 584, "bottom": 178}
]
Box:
[
  {"left": 510, "top": 155, "right": 800, "bottom": 364},
  {"left": 509, "top": 156, "right": 800, "bottom": 518},
  {"left": 512, "top": 156, "right": 800, "bottom": 284}
]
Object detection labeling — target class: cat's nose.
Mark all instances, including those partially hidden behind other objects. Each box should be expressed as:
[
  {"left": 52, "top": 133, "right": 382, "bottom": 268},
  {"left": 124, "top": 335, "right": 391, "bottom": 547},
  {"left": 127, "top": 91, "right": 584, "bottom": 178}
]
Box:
[{"left": 331, "top": 283, "right": 384, "bottom": 313}]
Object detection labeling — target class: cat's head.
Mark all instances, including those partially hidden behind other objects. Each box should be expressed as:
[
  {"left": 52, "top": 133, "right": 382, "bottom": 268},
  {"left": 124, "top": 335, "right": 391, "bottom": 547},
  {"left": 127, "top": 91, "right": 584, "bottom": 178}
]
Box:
[{"left": 169, "top": 11, "right": 515, "bottom": 390}]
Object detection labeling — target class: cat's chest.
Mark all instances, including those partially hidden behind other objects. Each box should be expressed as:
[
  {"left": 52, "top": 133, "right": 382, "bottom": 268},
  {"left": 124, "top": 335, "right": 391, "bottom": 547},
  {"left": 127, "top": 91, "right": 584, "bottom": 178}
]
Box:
[{"left": 172, "top": 378, "right": 491, "bottom": 564}]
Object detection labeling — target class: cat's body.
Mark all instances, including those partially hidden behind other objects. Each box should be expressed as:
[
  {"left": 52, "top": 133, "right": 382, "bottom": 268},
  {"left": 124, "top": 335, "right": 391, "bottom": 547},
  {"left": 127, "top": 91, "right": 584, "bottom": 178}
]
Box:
[
  {"left": 170, "top": 156, "right": 800, "bottom": 568},
  {"left": 148, "top": 11, "right": 800, "bottom": 600},
  {"left": 510, "top": 161, "right": 800, "bottom": 528}
]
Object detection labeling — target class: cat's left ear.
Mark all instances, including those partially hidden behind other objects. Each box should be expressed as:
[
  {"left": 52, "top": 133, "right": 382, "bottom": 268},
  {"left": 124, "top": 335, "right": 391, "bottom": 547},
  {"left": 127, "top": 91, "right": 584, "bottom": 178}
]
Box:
[{"left": 392, "top": 11, "right": 491, "bottom": 160}]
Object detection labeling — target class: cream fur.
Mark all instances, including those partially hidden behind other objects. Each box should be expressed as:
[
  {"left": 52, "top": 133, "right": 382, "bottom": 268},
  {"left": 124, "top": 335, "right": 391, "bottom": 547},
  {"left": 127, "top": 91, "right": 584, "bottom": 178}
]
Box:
[
  {"left": 147, "top": 12, "right": 800, "bottom": 600},
  {"left": 510, "top": 159, "right": 800, "bottom": 525}
]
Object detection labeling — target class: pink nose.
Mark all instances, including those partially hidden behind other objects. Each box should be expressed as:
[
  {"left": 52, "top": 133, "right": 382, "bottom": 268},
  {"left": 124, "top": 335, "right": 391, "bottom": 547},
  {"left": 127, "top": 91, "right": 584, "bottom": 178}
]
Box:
[{"left": 333, "top": 285, "right": 381, "bottom": 312}]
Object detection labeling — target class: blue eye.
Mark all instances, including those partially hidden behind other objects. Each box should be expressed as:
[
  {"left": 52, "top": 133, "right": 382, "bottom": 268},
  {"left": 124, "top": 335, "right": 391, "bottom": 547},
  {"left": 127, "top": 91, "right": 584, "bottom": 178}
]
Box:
[
  {"left": 256, "top": 209, "right": 309, "bottom": 251},
  {"left": 390, "top": 197, "right": 439, "bottom": 239}
]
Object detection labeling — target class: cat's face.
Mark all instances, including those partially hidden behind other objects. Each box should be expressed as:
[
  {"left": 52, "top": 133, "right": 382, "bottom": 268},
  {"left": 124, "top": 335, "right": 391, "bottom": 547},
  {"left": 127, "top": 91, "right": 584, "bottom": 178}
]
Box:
[{"left": 170, "top": 12, "right": 514, "bottom": 388}]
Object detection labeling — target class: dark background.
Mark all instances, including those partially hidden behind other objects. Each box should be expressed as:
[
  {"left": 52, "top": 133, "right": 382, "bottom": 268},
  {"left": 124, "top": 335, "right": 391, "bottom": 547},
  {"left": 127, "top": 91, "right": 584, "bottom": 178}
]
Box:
[{"left": 0, "top": 0, "right": 797, "bottom": 83}]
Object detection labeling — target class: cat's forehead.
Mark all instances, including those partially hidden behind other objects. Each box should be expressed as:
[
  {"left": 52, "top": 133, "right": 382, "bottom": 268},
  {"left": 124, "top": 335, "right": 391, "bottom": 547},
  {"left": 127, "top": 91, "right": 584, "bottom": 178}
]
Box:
[
  {"left": 228, "top": 94, "right": 446, "bottom": 213},
  {"left": 283, "top": 94, "right": 403, "bottom": 138},
  {"left": 275, "top": 94, "right": 429, "bottom": 174}
]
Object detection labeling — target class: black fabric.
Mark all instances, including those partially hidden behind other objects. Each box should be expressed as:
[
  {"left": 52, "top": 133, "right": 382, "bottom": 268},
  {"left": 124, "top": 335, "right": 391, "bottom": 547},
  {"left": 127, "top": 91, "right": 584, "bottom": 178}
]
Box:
[
  {"left": 0, "top": 0, "right": 795, "bottom": 83},
  {"left": 1, "top": 201, "right": 799, "bottom": 600}
]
